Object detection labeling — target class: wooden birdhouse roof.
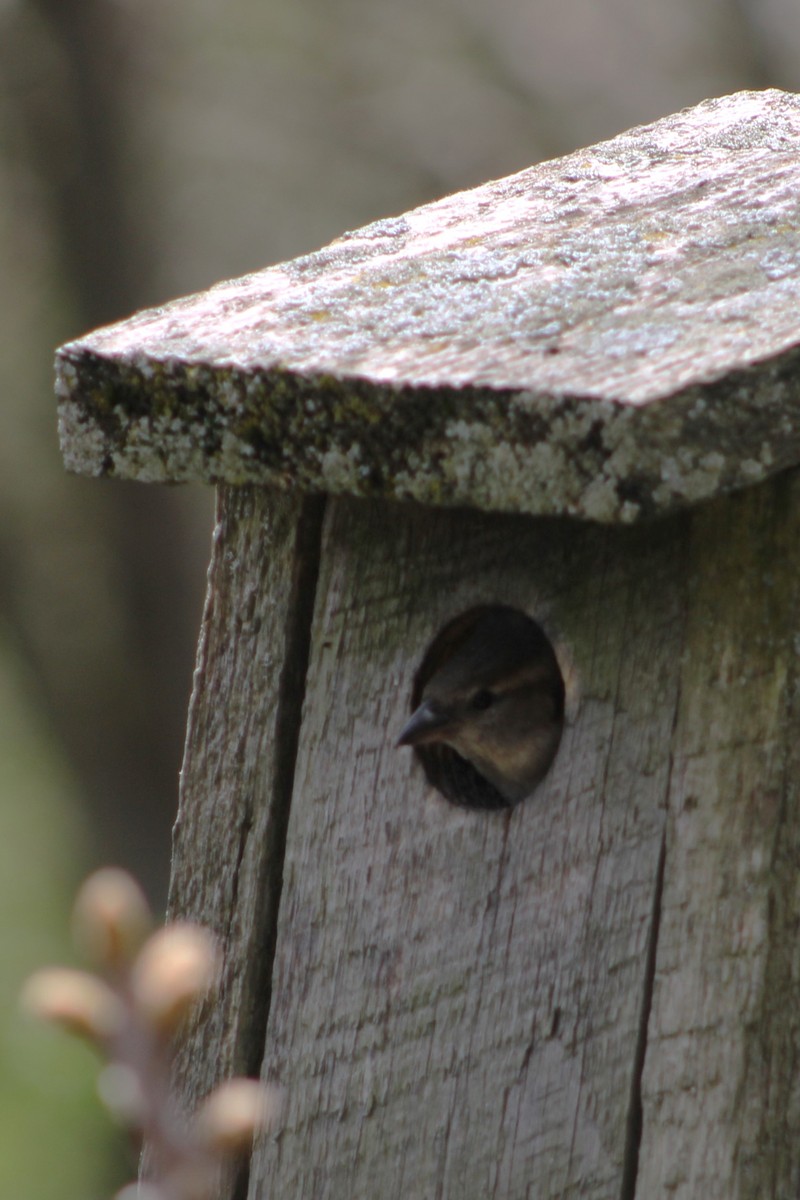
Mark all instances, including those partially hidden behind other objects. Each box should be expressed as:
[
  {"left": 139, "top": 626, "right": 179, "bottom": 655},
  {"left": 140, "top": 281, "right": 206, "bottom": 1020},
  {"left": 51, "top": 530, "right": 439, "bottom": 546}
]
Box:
[{"left": 57, "top": 88, "right": 800, "bottom": 523}]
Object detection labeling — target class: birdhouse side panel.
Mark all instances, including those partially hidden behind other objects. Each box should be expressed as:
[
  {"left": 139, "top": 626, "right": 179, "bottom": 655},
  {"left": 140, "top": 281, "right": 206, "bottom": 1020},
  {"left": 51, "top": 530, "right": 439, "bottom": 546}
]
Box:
[{"left": 168, "top": 485, "right": 324, "bottom": 1111}]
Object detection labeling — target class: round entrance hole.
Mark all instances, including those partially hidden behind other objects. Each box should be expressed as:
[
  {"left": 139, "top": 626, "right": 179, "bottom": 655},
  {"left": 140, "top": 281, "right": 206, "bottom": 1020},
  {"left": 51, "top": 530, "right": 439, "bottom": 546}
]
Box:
[{"left": 398, "top": 605, "right": 565, "bottom": 810}]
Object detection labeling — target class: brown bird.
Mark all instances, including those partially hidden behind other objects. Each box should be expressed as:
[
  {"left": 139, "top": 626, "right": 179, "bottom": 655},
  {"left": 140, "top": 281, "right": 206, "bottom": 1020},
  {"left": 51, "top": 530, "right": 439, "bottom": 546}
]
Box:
[{"left": 398, "top": 605, "right": 564, "bottom": 809}]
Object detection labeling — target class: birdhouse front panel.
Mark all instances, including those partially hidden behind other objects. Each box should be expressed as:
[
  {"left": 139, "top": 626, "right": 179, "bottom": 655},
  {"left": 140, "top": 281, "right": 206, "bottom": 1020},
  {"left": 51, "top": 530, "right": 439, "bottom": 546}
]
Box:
[{"left": 247, "top": 493, "right": 681, "bottom": 1198}]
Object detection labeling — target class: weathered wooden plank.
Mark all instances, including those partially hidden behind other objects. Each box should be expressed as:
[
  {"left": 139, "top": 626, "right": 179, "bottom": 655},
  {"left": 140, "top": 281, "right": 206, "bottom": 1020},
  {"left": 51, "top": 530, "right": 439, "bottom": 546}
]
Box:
[
  {"left": 167, "top": 485, "right": 324, "bottom": 1108},
  {"left": 163, "top": 474, "right": 800, "bottom": 1198},
  {"left": 637, "top": 474, "right": 800, "bottom": 1199},
  {"left": 56, "top": 90, "right": 800, "bottom": 523},
  {"left": 250, "top": 497, "right": 686, "bottom": 1198}
]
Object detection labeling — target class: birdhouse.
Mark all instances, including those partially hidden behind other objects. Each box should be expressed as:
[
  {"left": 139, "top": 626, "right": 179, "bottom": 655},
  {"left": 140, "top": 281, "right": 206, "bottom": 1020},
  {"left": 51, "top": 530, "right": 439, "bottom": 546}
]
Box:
[{"left": 56, "top": 89, "right": 800, "bottom": 1199}]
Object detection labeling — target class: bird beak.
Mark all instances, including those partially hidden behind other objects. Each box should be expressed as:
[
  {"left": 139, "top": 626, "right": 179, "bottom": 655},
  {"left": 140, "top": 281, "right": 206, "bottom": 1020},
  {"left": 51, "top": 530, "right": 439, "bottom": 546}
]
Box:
[{"left": 397, "top": 699, "right": 452, "bottom": 747}]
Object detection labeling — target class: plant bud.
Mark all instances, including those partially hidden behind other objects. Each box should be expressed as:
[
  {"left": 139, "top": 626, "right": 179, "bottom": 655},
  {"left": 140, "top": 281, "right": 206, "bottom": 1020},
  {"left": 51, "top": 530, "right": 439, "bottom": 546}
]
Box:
[
  {"left": 20, "top": 967, "right": 124, "bottom": 1043},
  {"left": 115, "top": 1184, "right": 166, "bottom": 1200},
  {"left": 131, "top": 925, "right": 219, "bottom": 1032},
  {"left": 73, "top": 868, "right": 152, "bottom": 968},
  {"left": 196, "top": 1079, "right": 279, "bottom": 1154},
  {"left": 97, "top": 1062, "right": 146, "bottom": 1126}
]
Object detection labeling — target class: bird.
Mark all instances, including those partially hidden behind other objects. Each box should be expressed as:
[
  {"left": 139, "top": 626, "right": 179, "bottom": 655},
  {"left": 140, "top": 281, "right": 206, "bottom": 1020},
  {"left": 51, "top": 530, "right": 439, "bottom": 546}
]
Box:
[{"left": 397, "top": 605, "right": 565, "bottom": 809}]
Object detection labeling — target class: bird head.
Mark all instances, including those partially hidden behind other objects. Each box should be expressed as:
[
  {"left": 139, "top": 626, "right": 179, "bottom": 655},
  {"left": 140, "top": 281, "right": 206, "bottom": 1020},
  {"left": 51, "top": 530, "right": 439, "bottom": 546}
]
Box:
[{"left": 398, "top": 606, "right": 565, "bottom": 807}]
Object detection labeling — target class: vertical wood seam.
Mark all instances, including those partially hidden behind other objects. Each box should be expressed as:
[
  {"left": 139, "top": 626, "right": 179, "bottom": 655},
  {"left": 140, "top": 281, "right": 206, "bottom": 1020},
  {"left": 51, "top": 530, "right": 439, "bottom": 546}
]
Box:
[
  {"left": 619, "top": 515, "right": 688, "bottom": 1200},
  {"left": 619, "top": 814, "right": 667, "bottom": 1200},
  {"left": 232, "top": 492, "right": 326, "bottom": 1200},
  {"left": 741, "top": 479, "right": 800, "bottom": 1197}
]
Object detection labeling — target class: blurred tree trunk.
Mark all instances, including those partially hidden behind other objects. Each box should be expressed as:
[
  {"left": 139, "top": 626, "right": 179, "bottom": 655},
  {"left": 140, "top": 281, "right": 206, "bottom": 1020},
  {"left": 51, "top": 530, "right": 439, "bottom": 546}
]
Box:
[{"left": 0, "top": 0, "right": 210, "bottom": 903}]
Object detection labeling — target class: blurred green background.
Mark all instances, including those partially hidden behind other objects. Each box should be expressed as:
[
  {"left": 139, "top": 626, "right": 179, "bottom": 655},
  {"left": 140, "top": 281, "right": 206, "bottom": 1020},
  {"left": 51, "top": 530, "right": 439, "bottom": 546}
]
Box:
[{"left": 1, "top": 0, "right": 799, "bottom": 1194}]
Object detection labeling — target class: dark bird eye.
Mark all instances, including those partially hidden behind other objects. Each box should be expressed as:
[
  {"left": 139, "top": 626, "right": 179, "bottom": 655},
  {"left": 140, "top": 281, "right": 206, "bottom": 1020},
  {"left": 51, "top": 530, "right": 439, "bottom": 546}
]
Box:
[{"left": 470, "top": 688, "right": 495, "bottom": 711}]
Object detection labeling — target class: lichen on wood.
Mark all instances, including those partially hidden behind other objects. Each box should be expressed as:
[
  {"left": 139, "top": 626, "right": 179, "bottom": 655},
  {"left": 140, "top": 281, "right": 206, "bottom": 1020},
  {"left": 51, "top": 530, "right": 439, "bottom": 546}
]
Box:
[{"left": 57, "top": 89, "right": 800, "bottom": 523}]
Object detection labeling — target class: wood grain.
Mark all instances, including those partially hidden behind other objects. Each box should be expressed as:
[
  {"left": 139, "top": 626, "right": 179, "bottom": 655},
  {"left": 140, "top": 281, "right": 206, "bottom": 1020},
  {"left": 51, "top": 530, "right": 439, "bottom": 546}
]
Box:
[
  {"left": 167, "top": 472, "right": 800, "bottom": 1199},
  {"left": 168, "top": 484, "right": 323, "bottom": 1110},
  {"left": 637, "top": 475, "right": 800, "bottom": 1200},
  {"left": 250, "top": 496, "right": 685, "bottom": 1198}
]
